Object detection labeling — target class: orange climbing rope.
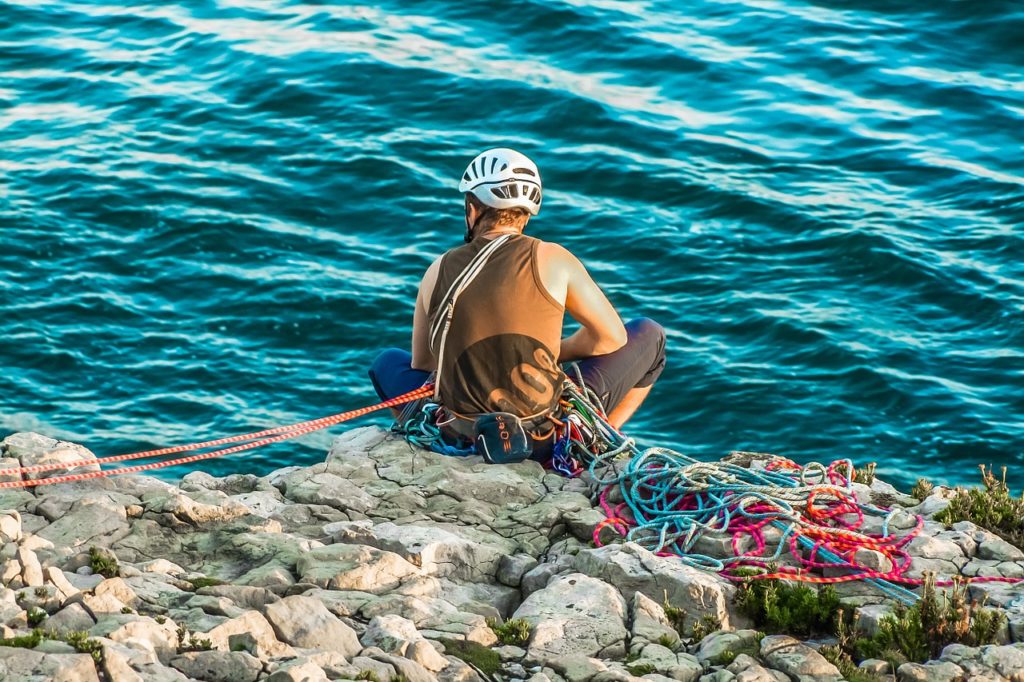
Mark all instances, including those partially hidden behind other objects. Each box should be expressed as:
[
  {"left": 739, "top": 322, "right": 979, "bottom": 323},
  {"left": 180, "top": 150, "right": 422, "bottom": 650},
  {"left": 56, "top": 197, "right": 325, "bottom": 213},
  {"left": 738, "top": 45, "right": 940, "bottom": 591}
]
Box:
[{"left": 0, "top": 384, "right": 434, "bottom": 489}]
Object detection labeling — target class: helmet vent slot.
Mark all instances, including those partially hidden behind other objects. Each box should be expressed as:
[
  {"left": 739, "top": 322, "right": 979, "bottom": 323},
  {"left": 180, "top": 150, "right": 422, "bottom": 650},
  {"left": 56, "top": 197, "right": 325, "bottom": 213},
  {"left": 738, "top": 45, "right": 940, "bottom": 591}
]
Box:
[
  {"left": 508, "top": 184, "right": 519, "bottom": 198},
  {"left": 490, "top": 158, "right": 498, "bottom": 174},
  {"left": 513, "top": 167, "right": 536, "bottom": 176}
]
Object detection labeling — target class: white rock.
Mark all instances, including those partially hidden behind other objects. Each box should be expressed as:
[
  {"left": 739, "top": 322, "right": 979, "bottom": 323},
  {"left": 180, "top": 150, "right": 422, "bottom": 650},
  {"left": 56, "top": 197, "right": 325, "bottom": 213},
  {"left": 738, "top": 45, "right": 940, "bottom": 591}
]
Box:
[
  {"left": 0, "top": 510, "right": 22, "bottom": 543},
  {"left": 296, "top": 543, "right": 421, "bottom": 592},
  {"left": 513, "top": 573, "right": 628, "bottom": 663},
  {"left": 362, "top": 614, "right": 422, "bottom": 655},
  {"left": 263, "top": 594, "right": 361, "bottom": 657},
  {"left": 170, "top": 650, "right": 262, "bottom": 682},
  {"left": 0, "top": 432, "right": 100, "bottom": 480},
  {"left": 407, "top": 639, "right": 449, "bottom": 673},
  {"left": 574, "top": 543, "right": 737, "bottom": 630},
  {"left": 0, "top": 646, "right": 101, "bottom": 681},
  {"left": 760, "top": 635, "right": 841, "bottom": 682},
  {"left": 16, "top": 546, "right": 43, "bottom": 587}
]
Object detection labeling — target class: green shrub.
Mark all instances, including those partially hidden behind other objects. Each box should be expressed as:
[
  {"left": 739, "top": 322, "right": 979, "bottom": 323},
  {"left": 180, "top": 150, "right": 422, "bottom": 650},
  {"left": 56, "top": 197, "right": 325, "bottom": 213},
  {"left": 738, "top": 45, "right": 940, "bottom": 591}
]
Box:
[
  {"left": 27, "top": 608, "right": 47, "bottom": 627},
  {"left": 736, "top": 579, "right": 841, "bottom": 638},
  {"left": 852, "top": 575, "right": 1004, "bottom": 664},
  {"left": 436, "top": 638, "right": 501, "bottom": 675},
  {"left": 936, "top": 465, "right": 1024, "bottom": 549},
  {"left": 657, "top": 633, "right": 676, "bottom": 650},
  {"left": 486, "top": 617, "right": 531, "bottom": 646},
  {"left": 88, "top": 547, "right": 119, "bottom": 579}
]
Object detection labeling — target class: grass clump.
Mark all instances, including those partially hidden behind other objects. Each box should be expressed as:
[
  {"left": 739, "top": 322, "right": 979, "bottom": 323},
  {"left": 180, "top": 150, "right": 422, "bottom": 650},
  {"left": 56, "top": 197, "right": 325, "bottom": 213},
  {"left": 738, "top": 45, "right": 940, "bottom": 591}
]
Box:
[
  {"left": 911, "top": 478, "right": 934, "bottom": 501},
  {"left": 88, "top": 547, "right": 119, "bottom": 579},
  {"left": 189, "top": 576, "right": 227, "bottom": 590},
  {"left": 736, "top": 579, "right": 841, "bottom": 638},
  {"left": 26, "top": 608, "right": 47, "bottom": 627},
  {"left": 627, "top": 662, "right": 657, "bottom": 676},
  {"left": 852, "top": 462, "right": 877, "bottom": 486},
  {"left": 657, "top": 633, "right": 677, "bottom": 650},
  {"left": 353, "top": 672, "right": 381, "bottom": 682},
  {"left": 935, "top": 465, "right": 1024, "bottom": 548},
  {"left": 436, "top": 638, "right": 500, "bottom": 676},
  {"left": 176, "top": 625, "right": 213, "bottom": 653},
  {"left": 819, "top": 644, "right": 886, "bottom": 682},
  {"left": 63, "top": 630, "right": 104, "bottom": 663},
  {"left": 0, "top": 629, "right": 104, "bottom": 664},
  {"left": 486, "top": 617, "right": 531, "bottom": 646},
  {"left": 0, "top": 629, "right": 44, "bottom": 649},
  {"left": 689, "top": 613, "right": 721, "bottom": 642}
]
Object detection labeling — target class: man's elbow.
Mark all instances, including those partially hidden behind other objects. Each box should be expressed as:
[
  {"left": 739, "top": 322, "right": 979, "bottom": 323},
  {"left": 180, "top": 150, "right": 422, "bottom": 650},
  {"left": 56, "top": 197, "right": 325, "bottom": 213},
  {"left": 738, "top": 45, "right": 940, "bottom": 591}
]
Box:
[{"left": 597, "top": 326, "right": 628, "bottom": 355}]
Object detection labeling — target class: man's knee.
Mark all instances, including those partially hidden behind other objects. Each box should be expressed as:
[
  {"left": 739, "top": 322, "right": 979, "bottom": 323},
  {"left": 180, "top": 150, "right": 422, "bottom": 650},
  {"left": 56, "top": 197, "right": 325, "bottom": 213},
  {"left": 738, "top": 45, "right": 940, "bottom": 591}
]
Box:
[
  {"left": 627, "top": 317, "right": 666, "bottom": 344},
  {"left": 371, "top": 348, "right": 410, "bottom": 377},
  {"left": 626, "top": 318, "right": 667, "bottom": 388}
]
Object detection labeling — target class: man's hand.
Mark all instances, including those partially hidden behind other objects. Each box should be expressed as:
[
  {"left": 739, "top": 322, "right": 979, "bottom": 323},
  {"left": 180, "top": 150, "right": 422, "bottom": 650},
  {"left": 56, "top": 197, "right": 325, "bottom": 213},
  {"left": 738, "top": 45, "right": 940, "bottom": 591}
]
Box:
[{"left": 537, "top": 243, "right": 627, "bottom": 362}]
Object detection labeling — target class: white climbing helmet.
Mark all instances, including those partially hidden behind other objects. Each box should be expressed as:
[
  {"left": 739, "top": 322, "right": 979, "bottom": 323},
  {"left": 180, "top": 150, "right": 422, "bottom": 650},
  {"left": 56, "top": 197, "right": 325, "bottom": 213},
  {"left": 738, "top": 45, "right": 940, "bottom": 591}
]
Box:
[{"left": 458, "top": 148, "right": 543, "bottom": 216}]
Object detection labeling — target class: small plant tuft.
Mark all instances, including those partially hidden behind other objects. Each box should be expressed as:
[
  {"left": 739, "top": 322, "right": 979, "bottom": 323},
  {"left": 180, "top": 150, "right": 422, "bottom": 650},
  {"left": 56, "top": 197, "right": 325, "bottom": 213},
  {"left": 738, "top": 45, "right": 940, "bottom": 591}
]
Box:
[
  {"left": 486, "top": 617, "right": 531, "bottom": 646},
  {"left": 155, "top": 615, "right": 167, "bottom": 625},
  {"left": 189, "top": 576, "right": 226, "bottom": 590},
  {"left": 657, "top": 633, "right": 677, "bottom": 650},
  {"left": 176, "top": 624, "right": 213, "bottom": 653},
  {"left": 627, "top": 662, "right": 657, "bottom": 676},
  {"left": 88, "top": 547, "right": 119, "bottom": 579},
  {"left": 436, "top": 638, "right": 501, "bottom": 675},
  {"left": 820, "top": 643, "right": 886, "bottom": 682},
  {"left": 936, "top": 465, "right": 1024, "bottom": 549},
  {"left": 689, "top": 613, "right": 721, "bottom": 642},
  {"left": 0, "top": 628, "right": 44, "bottom": 649},
  {"left": 911, "top": 478, "right": 934, "bottom": 501},
  {"left": 354, "top": 672, "right": 381, "bottom": 682},
  {"left": 852, "top": 462, "right": 877, "bottom": 486},
  {"left": 63, "top": 630, "right": 104, "bottom": 663},
  {"left": 27, "top": 608, "right": 47, "bottom": 627}
]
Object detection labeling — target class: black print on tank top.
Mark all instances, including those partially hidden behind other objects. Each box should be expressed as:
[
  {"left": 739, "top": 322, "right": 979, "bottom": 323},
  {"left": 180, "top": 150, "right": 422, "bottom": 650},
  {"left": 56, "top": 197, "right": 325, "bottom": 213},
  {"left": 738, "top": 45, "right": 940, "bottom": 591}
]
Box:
[{"left": 452, "top": 334, "right": 562, "bottom": 415}]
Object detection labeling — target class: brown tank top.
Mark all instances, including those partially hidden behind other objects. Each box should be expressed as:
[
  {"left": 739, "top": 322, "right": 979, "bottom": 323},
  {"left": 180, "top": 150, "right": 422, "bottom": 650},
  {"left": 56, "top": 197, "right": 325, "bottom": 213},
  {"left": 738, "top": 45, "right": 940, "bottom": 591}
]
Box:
[{"left": 428, "top": 234, "right": 565, "bottom": 418}]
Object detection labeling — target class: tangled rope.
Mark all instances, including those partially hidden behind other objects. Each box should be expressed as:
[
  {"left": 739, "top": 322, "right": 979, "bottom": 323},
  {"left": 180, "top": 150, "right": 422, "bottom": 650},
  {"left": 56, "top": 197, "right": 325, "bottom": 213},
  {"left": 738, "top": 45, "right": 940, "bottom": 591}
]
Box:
[{"left": 578, "top": 411, "right": 1024, "bottom": 601}]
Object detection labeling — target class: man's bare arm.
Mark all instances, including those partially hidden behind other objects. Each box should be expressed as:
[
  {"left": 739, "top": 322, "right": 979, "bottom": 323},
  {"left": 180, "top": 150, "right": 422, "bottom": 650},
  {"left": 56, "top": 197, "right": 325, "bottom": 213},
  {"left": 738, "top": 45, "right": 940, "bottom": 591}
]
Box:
[
  {"left": 538, "top": 243, "right": 627, "bottom": 362},
  {"left": 411, "top": 257, "right": 442, "bottom": 371}
]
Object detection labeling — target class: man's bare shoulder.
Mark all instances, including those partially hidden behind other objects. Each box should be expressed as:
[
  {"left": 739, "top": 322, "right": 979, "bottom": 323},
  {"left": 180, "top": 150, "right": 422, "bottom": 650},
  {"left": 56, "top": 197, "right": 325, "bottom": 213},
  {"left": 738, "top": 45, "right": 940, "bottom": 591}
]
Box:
[{"left": 535, "top": 239, "right": 577, "bottom": 263}]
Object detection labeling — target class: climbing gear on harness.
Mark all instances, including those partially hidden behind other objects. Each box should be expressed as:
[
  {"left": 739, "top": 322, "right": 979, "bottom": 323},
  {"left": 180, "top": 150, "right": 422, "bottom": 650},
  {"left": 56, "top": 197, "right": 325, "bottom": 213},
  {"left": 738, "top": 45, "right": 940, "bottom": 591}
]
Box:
[
  {"left": 474, "top": 412, "right": 532, "bottom": 464},
  {"left": 459, "top": 148, "right": 543, "bottom": 216}
]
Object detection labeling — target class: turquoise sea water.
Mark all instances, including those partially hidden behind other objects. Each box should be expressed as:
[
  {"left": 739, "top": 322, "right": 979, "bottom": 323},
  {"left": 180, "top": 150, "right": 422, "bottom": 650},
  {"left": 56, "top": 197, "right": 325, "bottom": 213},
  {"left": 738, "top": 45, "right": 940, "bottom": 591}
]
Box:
[{"left": 1, "top": 1, "right": 1021, "bottom": 489}]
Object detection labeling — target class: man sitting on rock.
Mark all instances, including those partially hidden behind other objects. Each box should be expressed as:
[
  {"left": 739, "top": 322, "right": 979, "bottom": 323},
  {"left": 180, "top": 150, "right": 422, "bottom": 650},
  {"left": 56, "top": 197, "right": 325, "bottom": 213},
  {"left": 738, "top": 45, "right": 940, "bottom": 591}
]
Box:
[{"left": 369, "top": 148, "right": 666, "bottom": 460}]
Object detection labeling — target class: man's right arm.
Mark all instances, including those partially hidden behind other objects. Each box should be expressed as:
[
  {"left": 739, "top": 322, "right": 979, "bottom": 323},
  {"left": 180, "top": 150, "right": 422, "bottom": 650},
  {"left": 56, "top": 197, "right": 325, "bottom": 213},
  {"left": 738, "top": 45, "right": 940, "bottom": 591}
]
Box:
[
  {"left": 538, "top": 243, "right": 627, "bottom": 362},
  {"left": 411, "top": 257, "right": 442, "bottom": 372}
]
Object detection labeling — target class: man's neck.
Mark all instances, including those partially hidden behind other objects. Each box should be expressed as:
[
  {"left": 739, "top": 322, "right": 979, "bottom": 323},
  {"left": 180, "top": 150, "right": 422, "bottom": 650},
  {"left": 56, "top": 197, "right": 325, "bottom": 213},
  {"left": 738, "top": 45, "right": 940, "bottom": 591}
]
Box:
[{"left": 475, "top": 228, "right": 522, "bottom": 241}]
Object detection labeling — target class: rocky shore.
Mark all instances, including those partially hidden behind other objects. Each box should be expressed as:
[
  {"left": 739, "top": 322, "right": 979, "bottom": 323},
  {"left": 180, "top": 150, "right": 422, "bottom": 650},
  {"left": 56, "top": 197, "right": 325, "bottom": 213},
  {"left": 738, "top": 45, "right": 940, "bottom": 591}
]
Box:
[{"left": 2, "top": 428, "right": 1024, "bottom": 682}]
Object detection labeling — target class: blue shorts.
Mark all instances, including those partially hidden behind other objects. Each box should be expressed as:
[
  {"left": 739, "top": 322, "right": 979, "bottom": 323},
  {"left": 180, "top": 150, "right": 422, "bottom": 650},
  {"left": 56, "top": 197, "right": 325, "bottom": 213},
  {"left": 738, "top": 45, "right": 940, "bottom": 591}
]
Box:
[{"left": 369, "top": 318, "right": 667, "bottom": 414}]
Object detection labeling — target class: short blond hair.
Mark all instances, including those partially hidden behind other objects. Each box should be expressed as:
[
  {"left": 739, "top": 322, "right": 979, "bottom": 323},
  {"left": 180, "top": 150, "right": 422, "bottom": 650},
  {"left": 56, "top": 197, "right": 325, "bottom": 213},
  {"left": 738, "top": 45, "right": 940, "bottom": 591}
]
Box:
[{"left": 466, "top": 193, "right": 530, "bottom": 232}]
